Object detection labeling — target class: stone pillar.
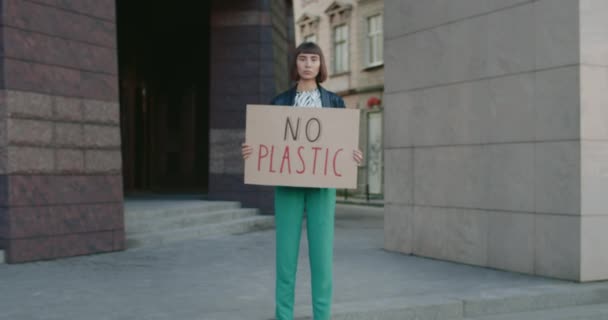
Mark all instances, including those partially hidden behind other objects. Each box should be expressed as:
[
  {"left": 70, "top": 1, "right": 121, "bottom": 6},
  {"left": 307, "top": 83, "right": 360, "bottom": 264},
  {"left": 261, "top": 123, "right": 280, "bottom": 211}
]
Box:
[
  {"left": 384, "top": 0, "right": 608, "bottom": 281},
  {"left": 208, "top": 0, "right": 293, "bottom": 213},
  {"left": 0, "top": 0, "right": 124, "bottom": 263}
]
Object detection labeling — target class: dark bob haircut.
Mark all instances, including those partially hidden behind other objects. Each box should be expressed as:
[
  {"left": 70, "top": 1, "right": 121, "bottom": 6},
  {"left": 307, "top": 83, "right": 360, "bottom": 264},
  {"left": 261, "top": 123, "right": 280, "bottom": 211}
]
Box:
[{"left": 290, "top": 42, "right": 328, "bottom": 83}]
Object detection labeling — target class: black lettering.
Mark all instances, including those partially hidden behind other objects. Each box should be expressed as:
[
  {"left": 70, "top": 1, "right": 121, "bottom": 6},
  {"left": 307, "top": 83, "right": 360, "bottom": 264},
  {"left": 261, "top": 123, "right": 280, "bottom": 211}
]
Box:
[{"left": 305, "top": 118, "right": 321, "bottom": 142}]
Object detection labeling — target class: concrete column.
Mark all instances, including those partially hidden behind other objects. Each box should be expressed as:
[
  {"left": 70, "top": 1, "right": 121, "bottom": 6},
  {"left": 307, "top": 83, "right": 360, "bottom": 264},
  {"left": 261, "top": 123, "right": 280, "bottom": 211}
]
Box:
[
  {"left": 0, "top": 0, "right": 124, "bottom": 263},
  {"left": 208, "top": 0, "right": 293, "bottom": 213},
  {"left": 384, "top": 0, "right": 608, "bottom": 281}
]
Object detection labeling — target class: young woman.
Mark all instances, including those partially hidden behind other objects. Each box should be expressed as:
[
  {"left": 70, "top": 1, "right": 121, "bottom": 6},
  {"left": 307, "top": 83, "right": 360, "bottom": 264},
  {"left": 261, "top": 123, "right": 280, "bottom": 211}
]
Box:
[{"left": 242, "top": 42, "right": 363, "bottom": 320}]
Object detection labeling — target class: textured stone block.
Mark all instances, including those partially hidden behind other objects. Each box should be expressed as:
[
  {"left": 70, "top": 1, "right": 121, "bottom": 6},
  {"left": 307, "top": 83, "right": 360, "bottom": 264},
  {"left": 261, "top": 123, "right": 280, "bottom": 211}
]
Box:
[
  {"left": 0, "top": 175, "right": 6, "bottom": 206},
  {"left": 0, "top": 147, "right": 6, "bottom": 174},
  {"left": 3, "top": 0, "right": 116, "bottom": 48},
  {"left": 581, "top": 141, "right": 608, "bottom": 216},
  {"left": 487, "top": 211, "right": 535, "bottom": 274},
  {"left": 383, "top": 91, "right": 415, "bottom": 148},
  {"left": 385, "top": 31, "right": 444, "bottom": 92},
  {"left": 54, "top": 123, "right": 84, "bottom": 147},
  {"left": 210, "top": 94, "right": 262, "bottom": 113},
  {"left": 83, "top": 99, "right": 119, "bottom": 124},
  {"left": 414, "top": 145, "right": 484, "bottom": 208},
  {"left": 581, "top": 66, "right": 608, "bottom": 140},
  {"left": 27, "top": 0, "right": 116, "bottom": 21},
  {"left": 7, "top": 119, "right": 53, "bottom": 145},
  {"left": 484, "top": 73, "right": 534, "bottom": 143},
  {"left": 54, "top": 95, "right": 83, "bottom": 121},
  {"left": 384, "top": 0, "right": 448, "bottom": 38},
  {"left": 535, "top": 0, "right": 580, "bottom": 69},
  {"left": 445, "top": 16, "right": 488, "bottom": 84},
  {"left": 411, "top": 206, "right": 446, "bottom": 259},
  {"left": 443, "top": 207, "right": 488, "bottom": 266},
  {"left": 581, "top": 216, "right": 608, "bottom": 281},
  {"left": 7, "top": 203, "right": 123, "bottom": 238},
  {"left": 487, "top": 5, "right": 535, "bottom": 76},
  {"left": 3, "top": 27, "right": 118, "bottom": 74},
  {"left": 581, "top": 0, "right": 608, "bottom": 66},
  {"left": 4, "top": 58, "right": 80, "bottom": 97},
  {"left": 3, "top": 59, "right": 118, "bottom": 101},
  {"left": 535, "top": 66, "right": 580, "bottom": 141},
  {"left": 79, "top": 71, "right": 118, "bottom": 102},
  {"left": 209, "top": 110, "right": 246, "bottom": 129},
  {"left": 5, "top": 90, "right": 53, "bottom": 119},
  {"left": 209, "top": 129, "right": 245, "bottom": 175},
  {"left": 384, "top": 148, "right": 413, "bottom": 205},
  {"left": 535, "top": 142, "right": 580, "bottom": 215},
  {"left": 449, "top": 0, "right": 534, "bottom": 22},
  {"left": 55, "top": 149, "right": 84, "bottom": 172},
  {"left": 83, "top": 124, "right": 120, "bottom": 147},
  {"left": 7, "top": 146, "right": 54, "bottom": 173},
  {"left": 6, "top": 230, "right": 115, "bottom": 263},
  {"left": 0, "top": 119, "right": 6, "bottom": 147},
  {"left": 210, "top": 26, "right": 264, "bottom": 44},
  {"left": 412, "top": 81, "right": 487, "bottom": 146},
  {"left": 535, "top": 214, "right": 580, "bottom": 280},
  {"left": 384, "top": 204, "right": 412, "bottom": 254},
  {"left": 5, "top": 174, "right": 123, "bottom": 206},
  {"left": 483, "top": 143, "right": 535, "bottom": 213},
  {"left": 0, "top": 207, "right": 8, "bottom": 238},
  {"left": 85, "top": 150, "right": 121, "bottom": 172}
]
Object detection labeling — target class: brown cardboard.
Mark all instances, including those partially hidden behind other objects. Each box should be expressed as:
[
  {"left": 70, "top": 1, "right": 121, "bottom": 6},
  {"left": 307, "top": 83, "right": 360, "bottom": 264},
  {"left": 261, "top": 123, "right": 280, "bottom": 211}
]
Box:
[{"left": 244, "top": 104, "right": 360, "bottom": 189}]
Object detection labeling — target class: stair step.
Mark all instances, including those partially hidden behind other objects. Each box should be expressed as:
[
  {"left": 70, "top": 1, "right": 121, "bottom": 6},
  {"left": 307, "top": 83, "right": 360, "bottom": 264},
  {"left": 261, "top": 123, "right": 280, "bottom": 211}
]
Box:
[
  {"left": 126, "top": 208, "right": 260, "bottom": 234},
  {"left": 464, "top": 303, "right": 608, "bottom": 320},
  {"left": 126, "top": 215, "right": 275, "bottom": 248},
  {"left": 293, "top": 287, "right": 608, "bottom": 320},
  {"left": 125, "top": 201, "right": 241, "bottom": 223}
]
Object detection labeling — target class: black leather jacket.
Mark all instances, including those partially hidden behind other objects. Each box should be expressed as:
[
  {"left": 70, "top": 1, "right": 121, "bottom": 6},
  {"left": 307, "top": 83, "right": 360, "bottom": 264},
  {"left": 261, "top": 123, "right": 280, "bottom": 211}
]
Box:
[{"left": 270, "top": 85, "right": 346, "bottom": 108}]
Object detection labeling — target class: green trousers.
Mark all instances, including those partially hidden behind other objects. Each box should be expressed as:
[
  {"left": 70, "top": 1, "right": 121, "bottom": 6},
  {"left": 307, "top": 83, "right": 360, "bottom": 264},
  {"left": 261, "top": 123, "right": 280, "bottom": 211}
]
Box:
[{"left": 274, "top": 186, "right": 336, "bottom": 320}]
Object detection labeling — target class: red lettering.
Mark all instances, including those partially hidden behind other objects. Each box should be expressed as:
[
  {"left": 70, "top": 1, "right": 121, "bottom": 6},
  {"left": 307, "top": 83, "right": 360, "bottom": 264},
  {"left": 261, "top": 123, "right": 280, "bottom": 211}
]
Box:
[
  {"left": 333, "top": 148, "right": 343, "bottom": 177},
  {"left": 258, "top": 144, "right": 269, "bottom": 171},
  {"left": 324, "top": 148, "right": 329, "bottom": 176},
  {"left": 296, "top": 146, "right": 306, "bottom": 174},
  {"left": 280, "top": 146, "right": 291, "bottom": 174},
  {"left": 269, "top": 145, "right": 276, "bottom": 173},
  {"left": 312, "top": 147, "right": 322, "bottom": 175}
]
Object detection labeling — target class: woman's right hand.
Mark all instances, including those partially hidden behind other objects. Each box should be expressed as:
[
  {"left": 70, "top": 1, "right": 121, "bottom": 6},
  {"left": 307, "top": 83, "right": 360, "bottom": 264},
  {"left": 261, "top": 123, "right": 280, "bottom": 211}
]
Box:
[{"left": 242, "top": 143, "right": 253, "bottom": 160}]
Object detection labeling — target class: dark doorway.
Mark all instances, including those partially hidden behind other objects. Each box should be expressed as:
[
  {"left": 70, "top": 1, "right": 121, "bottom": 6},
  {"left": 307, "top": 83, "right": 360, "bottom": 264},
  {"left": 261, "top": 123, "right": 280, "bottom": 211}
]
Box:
[{"left": 116, "top": 1, "right": 210, "bottom": 194}]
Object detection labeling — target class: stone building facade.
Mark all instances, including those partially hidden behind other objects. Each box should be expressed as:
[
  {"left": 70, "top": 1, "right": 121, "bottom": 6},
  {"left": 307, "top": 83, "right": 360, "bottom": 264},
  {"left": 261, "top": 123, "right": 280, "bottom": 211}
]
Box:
[{"left": 384, "top": 0, "right": 608, "bottom": 282}]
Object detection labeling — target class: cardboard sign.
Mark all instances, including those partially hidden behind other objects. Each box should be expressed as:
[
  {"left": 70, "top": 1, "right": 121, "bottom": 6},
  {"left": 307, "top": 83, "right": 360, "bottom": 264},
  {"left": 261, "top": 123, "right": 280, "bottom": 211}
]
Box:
[{"left": 244, "top": 104, "right": 360, "bottom": 189}]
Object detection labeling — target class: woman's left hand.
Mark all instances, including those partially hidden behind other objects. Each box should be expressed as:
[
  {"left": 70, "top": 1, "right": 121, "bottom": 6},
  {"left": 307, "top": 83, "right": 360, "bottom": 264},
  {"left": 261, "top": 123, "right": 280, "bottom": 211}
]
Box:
[{"left": 353, "top": 149, "right": 364, "bottom": 166}]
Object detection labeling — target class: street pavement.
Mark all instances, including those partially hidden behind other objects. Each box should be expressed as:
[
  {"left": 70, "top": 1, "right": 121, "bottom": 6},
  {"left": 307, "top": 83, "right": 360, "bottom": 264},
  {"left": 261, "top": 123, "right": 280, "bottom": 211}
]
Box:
[{"left": 1, "top": 204, "right": 606, "bottom": 320}]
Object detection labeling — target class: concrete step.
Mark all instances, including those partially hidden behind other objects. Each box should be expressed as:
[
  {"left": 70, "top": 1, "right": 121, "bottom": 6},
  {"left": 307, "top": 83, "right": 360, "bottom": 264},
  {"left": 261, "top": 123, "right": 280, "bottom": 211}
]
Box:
[
  {"left": 126, "top": 208, "right": 260, "bottom": 234},
  {"left": 463, "top": 303, "right": 608, "bottom": 320},
  {"left": 126, "top": 215, "right": 275, "bottom": 248},
  {"left": 124, "top": 200, "right": 241, "bottom": 224},
  {"left": 293, "top": 286, "right": 608, "bottom": 320},
  {"left": 0, "top": 250, "right": 4, "bottom": 264}
]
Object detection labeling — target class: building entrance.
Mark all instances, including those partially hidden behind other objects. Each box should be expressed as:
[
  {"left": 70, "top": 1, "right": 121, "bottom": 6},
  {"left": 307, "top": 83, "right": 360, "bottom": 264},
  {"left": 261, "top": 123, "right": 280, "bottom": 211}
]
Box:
[{"left": 116, "top": 1, "right": 210, "bottom": 194}]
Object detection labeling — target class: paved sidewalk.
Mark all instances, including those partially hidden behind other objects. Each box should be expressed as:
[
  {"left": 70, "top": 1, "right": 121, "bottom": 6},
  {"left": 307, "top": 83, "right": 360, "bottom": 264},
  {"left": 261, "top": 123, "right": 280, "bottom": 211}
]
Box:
[{"left": 0, "top": 204, "right": 606, "bottom": 320}]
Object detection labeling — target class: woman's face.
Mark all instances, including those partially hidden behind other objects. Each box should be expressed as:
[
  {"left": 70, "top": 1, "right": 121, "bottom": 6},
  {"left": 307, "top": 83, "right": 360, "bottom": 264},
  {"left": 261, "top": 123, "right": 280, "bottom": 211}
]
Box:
[{"left": 296, "top": 53, "right": 320, "bottom": 81}]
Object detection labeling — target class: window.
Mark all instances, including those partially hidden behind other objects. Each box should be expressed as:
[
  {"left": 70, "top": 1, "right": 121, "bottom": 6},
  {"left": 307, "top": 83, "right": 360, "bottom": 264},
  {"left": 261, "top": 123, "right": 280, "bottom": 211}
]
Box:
[
  {"left": 297, "top": 14, "right": 320, "bottom": 45},
  {"left": 367, "top": 14, "right": 383, "bottom": 66},
  {"left": 333, "top": 24, "right": 349, "bottom": 73},
  {"left": 303, "top": 34, "right": 317, "bottom": 44}
]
